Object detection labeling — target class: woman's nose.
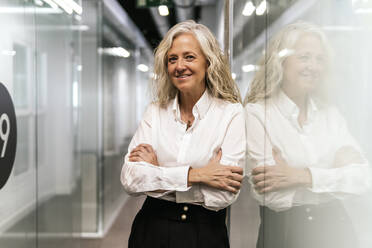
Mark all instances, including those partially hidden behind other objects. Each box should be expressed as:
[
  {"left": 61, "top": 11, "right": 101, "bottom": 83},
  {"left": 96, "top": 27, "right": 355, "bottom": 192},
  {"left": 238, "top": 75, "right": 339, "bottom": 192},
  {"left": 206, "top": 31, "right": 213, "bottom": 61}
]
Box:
[
  {"left": 306, "top": 58, "right": 321, "bottom": 71},
  {"left": 175, "top": 59, "right": 186, "bottom": 71}
]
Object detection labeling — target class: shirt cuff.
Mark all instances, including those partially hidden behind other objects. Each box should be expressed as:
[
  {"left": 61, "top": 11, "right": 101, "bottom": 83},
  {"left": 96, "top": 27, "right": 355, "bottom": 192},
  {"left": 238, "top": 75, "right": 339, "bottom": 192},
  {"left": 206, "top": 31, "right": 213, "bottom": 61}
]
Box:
[
  {"left": 307, "top": 167, "right": 334, "bottom": 192},
  {"left": 162, "top": 165, "right": 190, "bottom": 191}
]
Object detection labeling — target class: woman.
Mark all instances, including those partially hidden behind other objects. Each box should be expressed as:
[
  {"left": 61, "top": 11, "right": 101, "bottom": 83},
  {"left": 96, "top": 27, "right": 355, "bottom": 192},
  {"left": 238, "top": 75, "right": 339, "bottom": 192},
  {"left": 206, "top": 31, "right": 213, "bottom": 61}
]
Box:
[
  {"left": 244, "top": 22, "right": 371, "bottom": 248},
  {"left": 121, "top": 20, "right": 246, "bottom": 248}
]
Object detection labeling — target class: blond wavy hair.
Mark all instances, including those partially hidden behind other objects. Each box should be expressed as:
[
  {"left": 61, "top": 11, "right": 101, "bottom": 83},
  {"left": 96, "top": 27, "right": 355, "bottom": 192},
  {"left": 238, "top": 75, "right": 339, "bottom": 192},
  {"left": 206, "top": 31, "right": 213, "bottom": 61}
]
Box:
[
  {"left": 153, "top": 20, "right": 241, "bottom": 106},
  {"left": 244, "top": 21, "right": 332, "bottom": 105}
]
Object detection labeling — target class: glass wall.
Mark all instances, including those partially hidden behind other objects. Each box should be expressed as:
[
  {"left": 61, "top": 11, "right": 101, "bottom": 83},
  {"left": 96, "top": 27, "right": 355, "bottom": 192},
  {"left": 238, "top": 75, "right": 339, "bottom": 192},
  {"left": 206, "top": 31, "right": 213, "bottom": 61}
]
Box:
[
  {"left": 231, "top": 0, "right": 372, "bottom": 247},
  {"left": 0, "top": 1, "right": 37, "bottom": 247},
  {"left": 0, "top": 0, "right": 82, "bottom": 247},
  {"left": 0, "top": 0, "right": 153, "bottom": 246}
]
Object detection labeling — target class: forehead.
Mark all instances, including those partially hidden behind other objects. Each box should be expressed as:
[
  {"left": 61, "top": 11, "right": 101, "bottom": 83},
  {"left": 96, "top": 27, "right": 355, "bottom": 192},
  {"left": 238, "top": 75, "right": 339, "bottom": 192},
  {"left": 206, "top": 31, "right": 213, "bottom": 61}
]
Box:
[
  {"left": 293, "top": 33, "right": 325, "bottom": 53},
  {"left": 168, "top": 33, "right": 203, "bottom": 55}
]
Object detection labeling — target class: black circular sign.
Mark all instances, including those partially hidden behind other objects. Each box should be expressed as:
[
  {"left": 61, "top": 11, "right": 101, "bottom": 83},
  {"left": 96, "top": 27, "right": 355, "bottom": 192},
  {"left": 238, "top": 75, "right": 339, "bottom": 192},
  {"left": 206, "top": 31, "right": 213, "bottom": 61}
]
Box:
[{"left": 0, "top": 82, "right": 17, "bottom": 190}]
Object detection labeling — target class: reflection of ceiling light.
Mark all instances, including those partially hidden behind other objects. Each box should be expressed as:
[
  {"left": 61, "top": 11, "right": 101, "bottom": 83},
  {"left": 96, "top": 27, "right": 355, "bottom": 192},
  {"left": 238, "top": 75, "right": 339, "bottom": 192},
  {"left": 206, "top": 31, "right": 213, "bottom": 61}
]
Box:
[
  {"left": 64, "top": 0, "right": 83, "bottom": 15},
  {"left": 158, "top": 5, "right": 169, "bottom": 16},
  {"left": 278, "top": 49, "right": 294, "bottom": 58},
  {"left": 256, "top": 0, "right": 267, "bottom": 16},
  {"left": 242, "top": 1, "right": 255, "bottom": 16},
  {"left": 49, "top": 0, "right": 73, "bottom": 14},
  {"left": 232, "top": 73, "right": 237, "bottom": 80},
  {"left": 0, "top": 7, "right": 62, "bottom": 14},
  {"left": 72, "top": 81, "right": 79, "bottom": 108},
  {"left": 137, "top": 64, "right": 149, "bottom": 72},
  {"left": 99, "top": 47, "right": 130, "bottom": 58},
  {"left": 77, "top": 65, "right": 82, "bottom": 71},
  {"left": 242, "top": 64, "right": 259, "bottom": 72},
  {"left": 70, "top": 25, "right": 89, "bottom": 31},
  {"left": 74, "top": 14, "right": 82, "bottom": 21},
  {"left": 34, "top": 0, "right": 44, "bottom": 6},
  {"left": 2, "top": 50, "right": 16, "bottom": 56},
  {"left": 150, "top": 73, "right": 158, "bottom": 79}
]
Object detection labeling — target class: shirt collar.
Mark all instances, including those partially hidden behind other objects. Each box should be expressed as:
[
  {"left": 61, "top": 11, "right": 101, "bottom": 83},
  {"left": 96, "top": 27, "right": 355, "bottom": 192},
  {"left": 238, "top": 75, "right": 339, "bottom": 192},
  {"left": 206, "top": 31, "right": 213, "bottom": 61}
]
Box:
[
  {"left": 274, "top": 90, "right": 318, "bottom": 122},
  {"left": 171, "top": 89, "right": 212, "bottom": 121}
]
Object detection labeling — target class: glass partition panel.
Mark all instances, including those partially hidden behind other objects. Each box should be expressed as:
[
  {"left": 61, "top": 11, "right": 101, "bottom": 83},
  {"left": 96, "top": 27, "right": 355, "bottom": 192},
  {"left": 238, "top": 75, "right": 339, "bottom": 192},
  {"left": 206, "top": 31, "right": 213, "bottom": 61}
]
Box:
[
  {"left": 232, "top": 1, "right": 372, "bottom": 247},
  {"left": 34, "top": 0, "right": 82, "bottom": 247},
  {"left": 101, "top": 16, "right": 144, "bottom": 233},
  {"left": 0, "top": 1, "right": 37, "bottom": 248}
]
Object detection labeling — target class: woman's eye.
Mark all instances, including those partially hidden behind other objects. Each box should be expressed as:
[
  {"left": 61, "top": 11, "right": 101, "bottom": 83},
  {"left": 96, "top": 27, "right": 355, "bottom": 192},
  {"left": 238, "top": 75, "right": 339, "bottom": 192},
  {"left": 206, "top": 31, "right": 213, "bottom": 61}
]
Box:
[
  {"left": 298, "top": 55, "right": 309, "bottom": 61},
  {"left": 317, "top": 56, "right": 325, "bottom": 63},
  {"left": 185, "top": 55, "right": 195, "bottom": 61},
  {"left": 168, "top": 57, "right": 177, "bottom": 63}
]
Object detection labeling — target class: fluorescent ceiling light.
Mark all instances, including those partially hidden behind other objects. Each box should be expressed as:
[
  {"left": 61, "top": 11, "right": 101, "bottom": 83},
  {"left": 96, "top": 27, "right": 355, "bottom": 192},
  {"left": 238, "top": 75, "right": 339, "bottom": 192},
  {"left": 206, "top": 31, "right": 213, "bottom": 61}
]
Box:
[
  {"left": 72, "top": 81, "right": 79, "bottom": 108},
  {"left": 50, "top": 0, "right": 73, "bottom": 14},
  {"left": 63, "top": 0, "right": 83, "bottom": 15},
  {"left": 158, "top": 5, "right": 169, "bottom": 16},
  {"left": 242, "top": 64, "right": 259, "bottom": 72},
  {"left": 242, "top": 1, "right": 255, "bottom": 16},
  {"left": 0, "top": 7, "right": 62, "bottom": 14},
  {"left": 137, "top": 64, "right": 149, "bottom": 72},
  {"left": 100, "top": 47, "right": 130, "bottom": 58},
  {"left": 256, "top": 0, "right": 267, "bottom": 16},
  {"left": 231, "top": 73, "right": 237, "bottom": 80},
  {"left": 34, "top": 0, "right": 44, "bottom": 6}
]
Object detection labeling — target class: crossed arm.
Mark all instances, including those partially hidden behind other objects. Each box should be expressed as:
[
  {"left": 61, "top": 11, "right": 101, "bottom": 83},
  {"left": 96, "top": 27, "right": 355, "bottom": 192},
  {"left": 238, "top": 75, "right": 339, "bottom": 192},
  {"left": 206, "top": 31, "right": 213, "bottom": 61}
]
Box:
[{"left": 129, "top": 143, "right": 244, "bottom": 194}]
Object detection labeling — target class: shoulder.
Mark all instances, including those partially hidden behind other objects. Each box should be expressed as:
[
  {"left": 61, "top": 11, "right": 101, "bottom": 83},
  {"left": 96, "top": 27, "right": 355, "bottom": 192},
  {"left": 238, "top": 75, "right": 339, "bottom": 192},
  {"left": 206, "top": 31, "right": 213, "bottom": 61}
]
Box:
[
  {"left": 319, "top": 104, "right": 348, "bottom": 126},
  {"left": 212, "top": 98, "right": 244, "bottom": 116},
  {"left": 244, "top": 101, "right": 266, "bottom": 119}
]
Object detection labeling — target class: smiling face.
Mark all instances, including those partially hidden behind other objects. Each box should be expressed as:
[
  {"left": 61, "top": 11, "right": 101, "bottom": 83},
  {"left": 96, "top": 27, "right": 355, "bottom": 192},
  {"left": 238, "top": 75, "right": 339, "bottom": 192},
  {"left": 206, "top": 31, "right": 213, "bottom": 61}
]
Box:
[
  {"left": 167, "top": 33, "right": 208, "bottom": 95},
  {"left": 282, "top": 34, "right": 327, "bottom": 96}
]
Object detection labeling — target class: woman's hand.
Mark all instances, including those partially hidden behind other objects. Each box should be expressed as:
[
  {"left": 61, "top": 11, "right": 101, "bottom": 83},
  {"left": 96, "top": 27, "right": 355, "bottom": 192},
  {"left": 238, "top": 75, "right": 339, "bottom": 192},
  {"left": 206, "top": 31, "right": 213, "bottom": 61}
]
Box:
[
  {"left": 333, "top": 146, "right": 365, "bottom": 168},
  {"left": 252, "top": 148, "right": 312, "bottom": 194},
  {"left": 129, "top": 144, "right": 159, "bottom": 166},
  {"left": 188, "top": 150, "right": 244, "bottom": 194}
]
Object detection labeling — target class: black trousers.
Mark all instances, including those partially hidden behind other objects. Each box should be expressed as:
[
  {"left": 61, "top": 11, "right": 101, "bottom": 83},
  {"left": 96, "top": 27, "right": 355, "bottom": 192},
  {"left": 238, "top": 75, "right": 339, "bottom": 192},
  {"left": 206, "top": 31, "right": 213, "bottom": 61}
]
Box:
[
  {"left": 128, "top": 197, "right": 229, "bottom": 248},
  {"left": 257, "top": 201, "right": 358, "bottom": 248}
]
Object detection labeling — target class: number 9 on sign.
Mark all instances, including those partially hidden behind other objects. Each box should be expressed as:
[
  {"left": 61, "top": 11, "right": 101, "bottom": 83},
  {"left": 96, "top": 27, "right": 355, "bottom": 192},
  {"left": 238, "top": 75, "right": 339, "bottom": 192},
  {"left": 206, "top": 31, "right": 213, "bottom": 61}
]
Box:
[{"left": 0, "top": 113, "right": 10, "bottom": 158}]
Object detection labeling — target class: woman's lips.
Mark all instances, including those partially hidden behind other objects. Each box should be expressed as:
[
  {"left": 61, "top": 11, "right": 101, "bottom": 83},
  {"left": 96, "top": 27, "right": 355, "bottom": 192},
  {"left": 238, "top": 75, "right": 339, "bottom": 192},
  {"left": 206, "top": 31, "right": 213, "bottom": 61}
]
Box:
[{"left": 175, "top": 74, "right": 191, "bottom": 79}]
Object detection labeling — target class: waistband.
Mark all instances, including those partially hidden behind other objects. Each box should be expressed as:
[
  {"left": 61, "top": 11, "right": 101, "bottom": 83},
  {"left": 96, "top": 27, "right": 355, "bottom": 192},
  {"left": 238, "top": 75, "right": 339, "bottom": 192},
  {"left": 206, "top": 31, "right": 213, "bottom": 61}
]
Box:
[
  {"left": 260, "top": 200, "right": 348, "bottom": 220},
  {"left": 140, "top": 197, "right": 227, "bottom": 223}
]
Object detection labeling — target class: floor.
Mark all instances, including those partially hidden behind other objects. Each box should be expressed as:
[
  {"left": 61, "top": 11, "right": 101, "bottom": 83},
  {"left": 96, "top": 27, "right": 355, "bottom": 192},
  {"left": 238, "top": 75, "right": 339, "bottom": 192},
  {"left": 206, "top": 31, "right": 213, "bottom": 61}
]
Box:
[{"left": 80, "top": 196, "right": 145, "bottom": 248}]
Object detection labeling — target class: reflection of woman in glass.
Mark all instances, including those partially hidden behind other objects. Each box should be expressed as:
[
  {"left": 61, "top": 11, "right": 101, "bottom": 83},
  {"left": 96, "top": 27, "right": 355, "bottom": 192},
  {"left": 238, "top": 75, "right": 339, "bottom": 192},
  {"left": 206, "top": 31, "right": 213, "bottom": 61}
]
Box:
[
  {"left": 244, "top": 22, "right": 371, "bottom": 248},
  {"left": 121, "top": 20, "right": 246, "bottom": 248}
]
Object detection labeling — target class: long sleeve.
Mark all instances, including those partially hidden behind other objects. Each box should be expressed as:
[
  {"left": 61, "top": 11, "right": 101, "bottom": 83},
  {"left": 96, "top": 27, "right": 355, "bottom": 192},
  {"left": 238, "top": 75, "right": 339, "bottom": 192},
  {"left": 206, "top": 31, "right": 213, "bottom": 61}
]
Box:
[
  {"left": 120, "top": 104, "right": 190, "bottom": 195},
  {"left": 245, "top": 104, "right": 297, "bottom": 211},
  {"left": 308, "top": 108, "right": 372, "bottom": 197},
  {"left": 199, "top": 105, "right": 246, "bottom": 210}
]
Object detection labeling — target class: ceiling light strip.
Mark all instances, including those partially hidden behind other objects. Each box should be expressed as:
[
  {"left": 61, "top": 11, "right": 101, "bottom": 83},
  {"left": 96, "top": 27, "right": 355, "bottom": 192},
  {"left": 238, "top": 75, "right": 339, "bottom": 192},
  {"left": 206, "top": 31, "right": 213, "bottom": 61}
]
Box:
[
  {"left": 51, "top": 0, "right": 73, "bottom": 14},
  {"left": 63, "top": 0, "right": 83, "bottom": 15}
]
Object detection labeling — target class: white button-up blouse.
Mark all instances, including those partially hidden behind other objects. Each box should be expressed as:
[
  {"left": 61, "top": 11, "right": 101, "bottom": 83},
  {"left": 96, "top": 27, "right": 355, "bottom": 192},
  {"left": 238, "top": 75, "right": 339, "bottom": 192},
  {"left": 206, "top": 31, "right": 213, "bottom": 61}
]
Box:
[
  {"left": 245, "top": 90, "right": 371, "bottom": 212},
  {"left": 121, "top": 90, "right": 246, "bottom": 211}
]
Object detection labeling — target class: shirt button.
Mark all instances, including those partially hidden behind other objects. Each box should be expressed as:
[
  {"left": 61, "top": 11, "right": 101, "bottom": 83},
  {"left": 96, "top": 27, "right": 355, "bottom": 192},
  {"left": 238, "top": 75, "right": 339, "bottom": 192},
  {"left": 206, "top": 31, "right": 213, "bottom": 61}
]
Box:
[
  {"left": 183, "top": 206, "right": 189, "bottom": 212},
  {"left": 181, "top": 214, "right": 187, "bottom": 220}
]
